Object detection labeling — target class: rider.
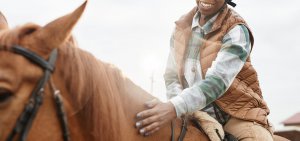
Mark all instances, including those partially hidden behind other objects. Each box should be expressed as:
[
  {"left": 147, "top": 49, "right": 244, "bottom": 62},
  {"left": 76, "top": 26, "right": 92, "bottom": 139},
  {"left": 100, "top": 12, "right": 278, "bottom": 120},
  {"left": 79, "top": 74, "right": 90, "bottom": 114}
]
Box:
[{"left": 136, "top": 0, "right": 274, "bottom": 140}]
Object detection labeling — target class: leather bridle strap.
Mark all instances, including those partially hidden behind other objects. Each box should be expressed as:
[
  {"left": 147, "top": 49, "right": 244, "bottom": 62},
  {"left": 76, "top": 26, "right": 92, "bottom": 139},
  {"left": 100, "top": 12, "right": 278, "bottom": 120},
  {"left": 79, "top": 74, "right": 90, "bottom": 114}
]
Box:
[
  {"left": 178, "top": 116, "right": 188, "bottom": 141},
  {"left": 171, "top": 121, "right": 175, "bottom": 141},
  {"left": 6, "top": 46, "right": 59, "bottom": 141},
  {"left": 49, "top": 79, "right": 70, "bottom": 141},
  {"left": 171, "top": 115, "right": 188, "bottom": 141},
  {"left": 12, "top": 46, "right": 55, "bottom": 71}
]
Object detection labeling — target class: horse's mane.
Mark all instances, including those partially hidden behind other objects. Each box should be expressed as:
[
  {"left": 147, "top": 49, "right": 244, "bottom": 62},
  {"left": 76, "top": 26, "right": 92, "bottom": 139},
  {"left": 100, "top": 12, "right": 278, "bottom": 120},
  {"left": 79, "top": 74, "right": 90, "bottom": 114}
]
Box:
[
  {"left": 0, "top": 22, "right": 212, "bottom": 141},
  {"left": 58, "top": 39, "right": 127, "bottom": 140},
  {"left": 0, "top": 27, "right": 128, "bottom": 140}
]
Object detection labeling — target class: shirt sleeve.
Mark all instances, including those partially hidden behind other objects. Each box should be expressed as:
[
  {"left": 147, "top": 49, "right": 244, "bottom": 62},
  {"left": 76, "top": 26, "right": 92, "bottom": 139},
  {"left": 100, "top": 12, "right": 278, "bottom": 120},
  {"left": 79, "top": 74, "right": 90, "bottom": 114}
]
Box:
[
  {"left": 169, "top": 25, "right": 252, "bottom": 117},
  {"left": 164, "top": 30, "right": 183, "bottom": 100}
]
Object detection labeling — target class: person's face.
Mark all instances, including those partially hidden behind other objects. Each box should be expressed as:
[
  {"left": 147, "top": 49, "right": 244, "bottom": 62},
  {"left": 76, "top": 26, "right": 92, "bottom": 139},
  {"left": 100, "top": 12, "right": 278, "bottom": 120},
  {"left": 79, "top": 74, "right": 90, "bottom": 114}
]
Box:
[{"left": 197, "top": 0, "right": 225, "bottom": 16}]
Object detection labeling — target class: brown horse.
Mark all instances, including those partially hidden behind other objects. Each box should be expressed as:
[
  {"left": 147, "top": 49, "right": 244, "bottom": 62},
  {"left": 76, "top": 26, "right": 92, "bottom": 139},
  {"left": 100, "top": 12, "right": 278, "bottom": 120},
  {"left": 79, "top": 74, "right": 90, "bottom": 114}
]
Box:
[{"left": 0, "top": 1, "right": 209, "bottom": 141}]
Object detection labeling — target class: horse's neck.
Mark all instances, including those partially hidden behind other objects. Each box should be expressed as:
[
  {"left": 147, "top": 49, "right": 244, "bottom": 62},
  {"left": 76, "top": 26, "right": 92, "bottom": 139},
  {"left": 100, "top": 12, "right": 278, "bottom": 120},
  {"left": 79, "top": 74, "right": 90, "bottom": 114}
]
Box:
[
  {"left": 121, "top": 79, "right": 210, "bottom": 141},
  {"left": 54, "top": 47, "right": 127, "bottom": 140},
  {"left": 57, "top": 47, "right": 208, "bottom": 141}
]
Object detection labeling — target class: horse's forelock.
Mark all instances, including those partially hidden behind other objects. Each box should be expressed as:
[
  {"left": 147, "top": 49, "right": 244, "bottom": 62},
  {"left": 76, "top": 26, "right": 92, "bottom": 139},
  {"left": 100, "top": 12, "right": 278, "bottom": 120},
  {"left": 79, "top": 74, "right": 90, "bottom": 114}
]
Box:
[
  {"left": 0, "top": 29, "right": 17, "bottom": 49},
  {"left": 0, "top": 23, "right": 41, "bottom": 49}
]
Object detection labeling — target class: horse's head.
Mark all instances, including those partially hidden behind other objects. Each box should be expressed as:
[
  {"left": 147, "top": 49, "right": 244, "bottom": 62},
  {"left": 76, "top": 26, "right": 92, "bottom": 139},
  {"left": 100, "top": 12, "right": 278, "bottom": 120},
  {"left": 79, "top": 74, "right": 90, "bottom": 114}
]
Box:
[{"left": 0, "top": 1, "right": 87, "bottom": 140}]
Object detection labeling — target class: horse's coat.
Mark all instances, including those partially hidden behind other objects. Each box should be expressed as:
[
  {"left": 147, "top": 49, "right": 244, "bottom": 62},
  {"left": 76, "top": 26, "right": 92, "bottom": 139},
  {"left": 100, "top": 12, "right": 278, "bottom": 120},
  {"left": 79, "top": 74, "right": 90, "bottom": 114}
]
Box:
[{"left": 0, "top": 1, "right": 209, "bottom": 141}]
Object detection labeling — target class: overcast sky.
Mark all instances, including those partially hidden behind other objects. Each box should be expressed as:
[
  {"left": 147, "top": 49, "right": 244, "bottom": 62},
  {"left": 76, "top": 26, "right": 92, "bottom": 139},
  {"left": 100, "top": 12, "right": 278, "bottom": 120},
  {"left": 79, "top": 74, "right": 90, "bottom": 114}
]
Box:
[{"left": 1, "top": 0, "right": 300, "bottom": 130}]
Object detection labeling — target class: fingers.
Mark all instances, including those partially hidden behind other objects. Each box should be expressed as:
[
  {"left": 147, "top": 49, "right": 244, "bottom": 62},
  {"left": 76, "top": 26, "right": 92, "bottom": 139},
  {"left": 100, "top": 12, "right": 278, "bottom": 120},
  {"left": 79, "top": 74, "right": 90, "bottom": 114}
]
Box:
[
  {"left": 136, "top": 115, "right": 160, "bottom": 128},
  {"left": 144, "top": 99, "right": 159, "bottom": 108},
  {"left": 135, "top": 101, "right": 177, "bottom": 136},
  {"left": 139, "top": 122, "right": 161, "bottom": 136},
  {"left": 146, "top": 127, "right": 160, "bottom": 136},
  {"left": 136, "top": 108, "right": 156, "bottom": 119},
  {"left": 136, "top": 99, "right": 159, "bottom": 119}
]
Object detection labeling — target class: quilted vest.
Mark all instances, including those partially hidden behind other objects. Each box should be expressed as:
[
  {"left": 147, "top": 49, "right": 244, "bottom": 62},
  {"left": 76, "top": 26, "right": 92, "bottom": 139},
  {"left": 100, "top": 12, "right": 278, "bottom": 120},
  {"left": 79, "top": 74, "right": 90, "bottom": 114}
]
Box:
[{"left": 173, "top": 5, "right": 270, "bottom": 127}]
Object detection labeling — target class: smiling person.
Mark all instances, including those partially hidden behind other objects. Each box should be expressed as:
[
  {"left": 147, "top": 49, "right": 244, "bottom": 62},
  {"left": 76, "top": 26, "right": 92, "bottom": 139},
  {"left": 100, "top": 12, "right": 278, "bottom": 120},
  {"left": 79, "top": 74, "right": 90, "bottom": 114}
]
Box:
[{"left": 136, "top": 0, "right": 274, "bottom": 140}]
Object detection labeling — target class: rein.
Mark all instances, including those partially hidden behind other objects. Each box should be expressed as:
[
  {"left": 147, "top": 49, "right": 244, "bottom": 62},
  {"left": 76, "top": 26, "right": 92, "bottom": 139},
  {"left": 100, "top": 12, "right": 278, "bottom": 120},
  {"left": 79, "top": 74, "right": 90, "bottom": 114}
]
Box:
[
  {"left": 5, "top": 45, "right": 70, "bottom": 141},
  {"left": 171, "top": 115, "right": 188, "bottom": 141}
]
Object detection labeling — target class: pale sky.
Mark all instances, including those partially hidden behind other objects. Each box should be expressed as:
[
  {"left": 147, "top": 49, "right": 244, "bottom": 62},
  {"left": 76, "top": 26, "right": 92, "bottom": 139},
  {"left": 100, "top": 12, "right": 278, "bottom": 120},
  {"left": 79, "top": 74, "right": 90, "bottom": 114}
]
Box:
[{"left": 1, "top": 0, "right": 300, "bottom": 130}]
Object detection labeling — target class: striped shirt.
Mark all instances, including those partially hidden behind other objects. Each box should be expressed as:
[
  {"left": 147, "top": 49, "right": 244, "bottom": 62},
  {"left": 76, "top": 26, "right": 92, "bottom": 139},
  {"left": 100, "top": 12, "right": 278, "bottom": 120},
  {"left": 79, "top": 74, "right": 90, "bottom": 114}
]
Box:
[{"left": 165, "top": 11, "right": 251, "bottom": 124}]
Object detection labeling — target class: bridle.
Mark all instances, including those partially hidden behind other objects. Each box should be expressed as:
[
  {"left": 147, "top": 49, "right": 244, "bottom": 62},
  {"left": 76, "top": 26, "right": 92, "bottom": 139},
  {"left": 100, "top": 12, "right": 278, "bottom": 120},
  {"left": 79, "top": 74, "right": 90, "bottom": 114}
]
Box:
[
  {"left": 3, "top": 45, "right": 70, "bottom": 141},
  {"left": 5, "top": 45, "right": 70, "bottom": 141}
]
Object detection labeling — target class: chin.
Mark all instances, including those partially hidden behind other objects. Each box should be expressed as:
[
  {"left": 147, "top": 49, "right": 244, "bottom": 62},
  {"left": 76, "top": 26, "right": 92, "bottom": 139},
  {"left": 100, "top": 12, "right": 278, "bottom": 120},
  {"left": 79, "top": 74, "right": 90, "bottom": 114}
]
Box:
[{"left": 198, "top": 8, "right": 214, "bottom": 16}]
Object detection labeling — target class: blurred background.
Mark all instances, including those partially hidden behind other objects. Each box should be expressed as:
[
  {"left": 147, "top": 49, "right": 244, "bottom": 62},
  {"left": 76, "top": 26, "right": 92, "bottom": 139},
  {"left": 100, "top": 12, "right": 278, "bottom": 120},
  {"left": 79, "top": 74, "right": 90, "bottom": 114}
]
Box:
[{"left": 1, "top": 0, "right": 300, "bottom": 131}]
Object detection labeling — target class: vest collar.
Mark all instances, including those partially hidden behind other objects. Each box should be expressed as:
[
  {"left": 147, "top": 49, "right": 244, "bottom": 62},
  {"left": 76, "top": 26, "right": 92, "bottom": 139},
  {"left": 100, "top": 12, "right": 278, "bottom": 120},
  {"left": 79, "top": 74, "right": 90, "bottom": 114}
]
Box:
[
  {"left": 175, "top": 5, "right": 230, "bottom": 34},
  {"left": 175, "top": 7, "right": 197, "bottom": 30}
]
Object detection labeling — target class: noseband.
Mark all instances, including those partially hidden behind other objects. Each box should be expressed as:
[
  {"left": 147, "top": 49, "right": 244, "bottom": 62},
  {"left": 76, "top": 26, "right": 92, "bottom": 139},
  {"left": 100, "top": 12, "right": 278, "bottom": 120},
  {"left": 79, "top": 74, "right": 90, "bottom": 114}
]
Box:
[{"left": 4, "top": 46, "right": 70, "bottom": 141}]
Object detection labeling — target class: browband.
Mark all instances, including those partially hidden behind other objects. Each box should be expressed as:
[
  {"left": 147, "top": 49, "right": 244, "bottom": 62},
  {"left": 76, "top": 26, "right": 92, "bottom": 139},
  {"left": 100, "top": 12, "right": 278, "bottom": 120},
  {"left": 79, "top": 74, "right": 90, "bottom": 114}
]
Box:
[{"left": 11, "top": 45, "right": 56, "bottom": 72}]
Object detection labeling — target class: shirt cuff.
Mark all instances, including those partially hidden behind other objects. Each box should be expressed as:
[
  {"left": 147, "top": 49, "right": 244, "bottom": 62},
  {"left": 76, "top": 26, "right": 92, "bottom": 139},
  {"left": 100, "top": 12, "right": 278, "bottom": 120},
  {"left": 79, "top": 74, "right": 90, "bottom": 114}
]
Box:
[{"left": 169, "top": 96, "right": 187, "bottom": 117}]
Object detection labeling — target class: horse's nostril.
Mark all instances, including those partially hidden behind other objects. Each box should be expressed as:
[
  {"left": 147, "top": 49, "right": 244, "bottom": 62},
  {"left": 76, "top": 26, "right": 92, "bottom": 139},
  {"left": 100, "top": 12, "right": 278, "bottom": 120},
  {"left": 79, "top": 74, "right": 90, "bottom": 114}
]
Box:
[{"left": 0, "top": 89, "right": 12, "bottom": 103}]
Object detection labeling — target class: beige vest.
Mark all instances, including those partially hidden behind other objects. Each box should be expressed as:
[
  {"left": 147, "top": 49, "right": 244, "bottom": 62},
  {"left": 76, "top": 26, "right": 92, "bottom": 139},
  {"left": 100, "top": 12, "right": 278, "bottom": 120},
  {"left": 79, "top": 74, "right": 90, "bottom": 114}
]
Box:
[{"left": 173, "top": 5, "right": 270, "bottom": 127}]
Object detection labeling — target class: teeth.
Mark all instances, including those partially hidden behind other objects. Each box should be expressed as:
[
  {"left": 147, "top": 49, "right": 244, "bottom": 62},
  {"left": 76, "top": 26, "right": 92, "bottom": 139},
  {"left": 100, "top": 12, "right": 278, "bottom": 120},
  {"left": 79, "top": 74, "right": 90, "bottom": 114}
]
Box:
[{"left": 200, "top": 2, "right": 213, "bottom": 8}]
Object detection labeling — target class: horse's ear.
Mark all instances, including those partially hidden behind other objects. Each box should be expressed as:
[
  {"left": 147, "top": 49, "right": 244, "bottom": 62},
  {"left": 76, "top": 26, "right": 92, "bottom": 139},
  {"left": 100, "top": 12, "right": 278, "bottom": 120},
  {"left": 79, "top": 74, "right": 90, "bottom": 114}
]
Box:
[
  {"left": 0, "top": 11, "right": 9, "bottom": 30},
  {"left": 35, "top": 1, "right": 87, "bottom": 48}
]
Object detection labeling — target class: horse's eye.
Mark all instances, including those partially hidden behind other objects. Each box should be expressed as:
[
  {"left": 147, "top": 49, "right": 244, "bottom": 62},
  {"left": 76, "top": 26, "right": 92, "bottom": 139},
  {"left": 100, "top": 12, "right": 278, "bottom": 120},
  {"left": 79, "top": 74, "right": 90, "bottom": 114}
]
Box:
[{"left": 0, "top": 88, "right": 12, "bottom": 103}]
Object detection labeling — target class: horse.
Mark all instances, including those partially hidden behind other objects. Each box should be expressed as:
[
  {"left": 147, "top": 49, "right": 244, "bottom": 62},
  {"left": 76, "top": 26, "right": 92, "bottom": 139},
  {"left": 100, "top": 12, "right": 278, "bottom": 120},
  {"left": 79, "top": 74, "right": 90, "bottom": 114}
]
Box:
[
  {"left": 0, "top": 1, "right": 209, "bottom": 141},
  {"left": 0, "top": 1, "right": 292, "bottom": 141}
]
